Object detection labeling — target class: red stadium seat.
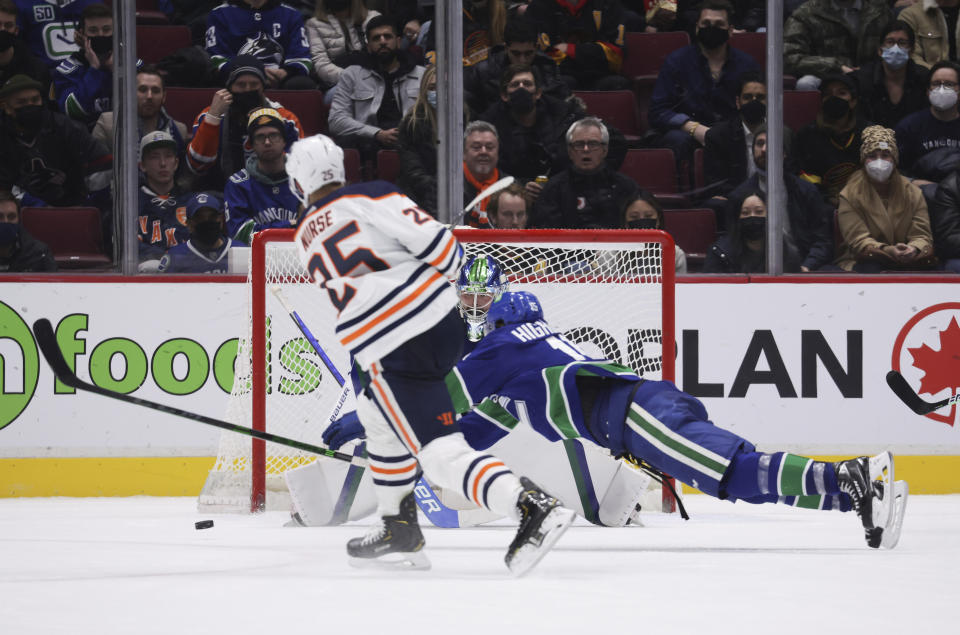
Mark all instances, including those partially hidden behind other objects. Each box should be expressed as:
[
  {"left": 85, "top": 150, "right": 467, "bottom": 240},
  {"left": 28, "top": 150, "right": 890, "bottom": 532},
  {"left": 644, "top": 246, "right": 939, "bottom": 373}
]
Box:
[
  {"left": 343, "top": 148, "right": 361, "bottom": 184},
  {"left": 136, "top": 25, "right": 190, "bottom": 64},
  {"left": 21, "top": 207, "right": 112, "bottom": 269},
  {"left": 162, "top": 87, "right": 217, "bottom": 129},
  {"left": 376, "top": 150, "right": 400, "bottom": 183},
  {"left": 619, "top": 148, "right": 689, "bottom": 206},
  {"left": 264, "top": 90, "right": 327, "bottom": 136},
  {"left": 574, "top": 90, "right": 645, "bottom": 141},
  {"left": 730, "top": 31, "right": 765, "bottom": 67},
  {"left": 783, "top": 90, "right": 822, "bottom": 132},
  {"left": 662, "top": 208, "right": 717, "bottom": 270},
  {"left": 621, "top": 31, "right": 690, "bottom": 131}
]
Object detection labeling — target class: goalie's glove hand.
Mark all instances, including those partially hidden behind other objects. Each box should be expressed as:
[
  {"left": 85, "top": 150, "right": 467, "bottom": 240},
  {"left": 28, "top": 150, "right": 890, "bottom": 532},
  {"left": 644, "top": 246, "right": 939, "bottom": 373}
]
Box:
[
  {"left": 322, "top": 410, "right": 365, "bottom": 450},
  {"left": 234, "top": 219, "right": 256, "bottom": 245}
]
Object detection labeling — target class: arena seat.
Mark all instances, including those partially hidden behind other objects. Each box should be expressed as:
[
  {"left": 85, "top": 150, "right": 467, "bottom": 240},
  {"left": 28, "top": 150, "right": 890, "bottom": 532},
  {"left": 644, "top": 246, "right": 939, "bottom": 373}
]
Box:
[
  {"left": 621, "top": 31, "right": 690, "bottom": 131},
  {"left": 619, "top": 148, "right": 688, "bottom": 207},
  {"left": 343, "top": 148, "right": 361, "bottom": 184},
  {"left": 21, "top": 207, "right": 112, "bottom": 269},
  {"left": 662, "top": 208, "right": 717, "bottom": 270},
  {"left": 783, "top": 90, "right": 822, "bottom": 132},
  {"left": 162, "top": 87, "right": 217, "bottom": 128},
  {"left": 376, "top": 150, "right": 400, "bottom": 183},
  {"left": 730, "top": 31, "right": 765, "bottom": 67},
  {"left": 136, "top": 25, "right": 190, "bottom": 63},
  {"left": 574, "top": 90, "right": 644, "bottom": 140},
  {"left": 264, "top": 90, "right": 327, "bottom": 136}
]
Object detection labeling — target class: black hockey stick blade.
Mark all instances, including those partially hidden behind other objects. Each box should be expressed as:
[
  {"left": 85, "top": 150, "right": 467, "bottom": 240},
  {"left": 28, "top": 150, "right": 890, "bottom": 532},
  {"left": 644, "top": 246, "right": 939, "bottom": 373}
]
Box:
[
  {"left": 885, "top": 370, "right": 951, "bottom": 415},
  {"left": 31, "top": 318, "right": 364, "bottom": 465}
]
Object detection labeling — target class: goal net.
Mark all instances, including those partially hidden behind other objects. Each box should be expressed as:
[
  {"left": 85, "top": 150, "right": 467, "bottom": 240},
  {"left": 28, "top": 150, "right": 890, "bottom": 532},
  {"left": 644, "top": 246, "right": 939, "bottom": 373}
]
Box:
[{"left": 199, "top": 228, "right": 676, "bottom": 515}]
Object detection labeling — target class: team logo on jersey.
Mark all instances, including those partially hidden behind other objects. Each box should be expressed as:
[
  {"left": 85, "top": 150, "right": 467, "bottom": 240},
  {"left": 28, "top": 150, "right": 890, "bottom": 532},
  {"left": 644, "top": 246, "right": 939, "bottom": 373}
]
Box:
[{"left": 891, "top": 302, "right": 960, "bottom": 426}]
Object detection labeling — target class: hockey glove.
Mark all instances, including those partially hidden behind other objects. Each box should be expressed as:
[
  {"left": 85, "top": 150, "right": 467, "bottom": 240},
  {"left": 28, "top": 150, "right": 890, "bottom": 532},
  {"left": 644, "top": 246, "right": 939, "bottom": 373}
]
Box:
[{"left": 322, "top": 410, "right": 365, "bottom": 450}]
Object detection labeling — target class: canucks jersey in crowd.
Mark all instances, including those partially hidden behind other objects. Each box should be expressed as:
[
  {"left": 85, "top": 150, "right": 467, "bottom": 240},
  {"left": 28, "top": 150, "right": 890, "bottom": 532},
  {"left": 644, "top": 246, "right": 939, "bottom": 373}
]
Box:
[
  {"left": 158, "top": 236, "right": 243, "bottom": 274},
  {"left": 205, "top": 1, "right": 312, "bottom": 78},
  {"left": 224, "top": 159, "right": 300, "bottom": 240},
  {"left": 137, "top": 185, "right": 188, "bottom": 261},
  {"left": 11, "top": 0, "right": 99, "bottom": 67}
]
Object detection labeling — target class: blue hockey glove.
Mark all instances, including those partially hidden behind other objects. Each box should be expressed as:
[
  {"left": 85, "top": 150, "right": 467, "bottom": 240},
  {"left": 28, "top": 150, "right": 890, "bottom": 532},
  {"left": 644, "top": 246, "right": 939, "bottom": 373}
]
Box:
[{"left": 322, "top": 410, "right": 365, "bottom": 450}]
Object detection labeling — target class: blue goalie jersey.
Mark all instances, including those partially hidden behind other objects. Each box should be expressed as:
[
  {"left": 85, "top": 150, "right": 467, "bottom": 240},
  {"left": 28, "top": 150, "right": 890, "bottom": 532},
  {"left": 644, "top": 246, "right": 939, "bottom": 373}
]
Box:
[{"left": 445, "top": 320, "right": 642, "bottom": 451}]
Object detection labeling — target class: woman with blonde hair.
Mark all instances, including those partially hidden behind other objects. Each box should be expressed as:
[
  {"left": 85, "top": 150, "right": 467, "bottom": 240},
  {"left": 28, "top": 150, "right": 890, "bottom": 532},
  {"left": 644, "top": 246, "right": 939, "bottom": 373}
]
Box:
[
  {"left": 306, "top": 0, "right": 381, "bottom": 91},
  {"left": 397, "top": 65, "right": 440, "bottom": 215},
  {"left": 836, "top": 125, "right": 936, "bottom": 272}
]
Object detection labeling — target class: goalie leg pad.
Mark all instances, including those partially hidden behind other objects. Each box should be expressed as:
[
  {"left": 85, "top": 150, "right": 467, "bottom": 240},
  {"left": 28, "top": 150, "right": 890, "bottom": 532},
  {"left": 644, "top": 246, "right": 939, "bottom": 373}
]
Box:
[
  {"left": 598, "top": 459, "right": 654, "bottom": 527},
  {"left": 284, "top": 453, "right": 377, "bottom": 526},
  {"left": 418, "top": 433, "right": 523, "bottom": 519}
]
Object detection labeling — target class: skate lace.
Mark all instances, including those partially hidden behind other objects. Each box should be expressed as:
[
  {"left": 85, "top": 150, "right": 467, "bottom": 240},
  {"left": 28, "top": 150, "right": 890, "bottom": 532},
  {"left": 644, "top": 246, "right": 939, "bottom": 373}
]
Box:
[
  {"left": 838, "top": 463, "right": 868, "bottom": 513},
  {"left": 359, "top": 519, "right": 387, "bottom": 546}
]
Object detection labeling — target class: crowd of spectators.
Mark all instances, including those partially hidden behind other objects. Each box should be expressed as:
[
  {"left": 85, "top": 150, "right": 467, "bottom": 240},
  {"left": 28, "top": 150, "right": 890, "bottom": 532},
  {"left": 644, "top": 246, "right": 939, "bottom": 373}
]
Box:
[{"left": 0, "top": 0, "right": 956, "bottom": 275}]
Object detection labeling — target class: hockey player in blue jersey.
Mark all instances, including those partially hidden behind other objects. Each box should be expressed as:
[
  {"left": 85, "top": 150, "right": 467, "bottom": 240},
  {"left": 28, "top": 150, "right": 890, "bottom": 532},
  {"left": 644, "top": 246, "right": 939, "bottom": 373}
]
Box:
[
  {"left": 285, "top": 134, "right": 575, "bottom": 575},
  {"left": 224, "top": 108, "right": 301, "bottom": 244},
  {"left": 205, "top": 0, "right": 313, "bottom": 89},
  {"left": 158, "top": 192, "right": 243, "bottom": 274}
]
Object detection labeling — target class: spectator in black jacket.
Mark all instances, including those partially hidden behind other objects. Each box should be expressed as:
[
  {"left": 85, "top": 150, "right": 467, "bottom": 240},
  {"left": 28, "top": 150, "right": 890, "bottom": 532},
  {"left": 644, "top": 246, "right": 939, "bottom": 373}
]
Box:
[
  {"left": 0, "top": 0, "right": 51, "bottom": 97},
  {"left": 464, "top": 19, "right": 570, "bottom": 117},
  {"left": 726, "top": 127, "right": 837, "bottom": 272},
  {"left": 531, "top": 117, "right": 639, "bottom": 229},
  {"left": 397, "top": 64, "right": 438, "bottom": 214},
  {"left": 478, "top": 63, "right": 626, "bottom": 203},
  {"left": 0, "top": 190, "right": 56, "bottom": 272},
  {"left": 703, "top": 70, "right": 768, "bottom": 198},
  {"left": 928, "top": 167, "right": 960, "bottom": 272}
]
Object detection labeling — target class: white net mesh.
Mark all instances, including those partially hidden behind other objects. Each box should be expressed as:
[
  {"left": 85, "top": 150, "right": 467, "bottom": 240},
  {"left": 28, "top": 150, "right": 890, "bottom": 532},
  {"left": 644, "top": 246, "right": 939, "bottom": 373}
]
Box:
[{"left": 199, "top": 231, "right": 672, "bottom": 513}]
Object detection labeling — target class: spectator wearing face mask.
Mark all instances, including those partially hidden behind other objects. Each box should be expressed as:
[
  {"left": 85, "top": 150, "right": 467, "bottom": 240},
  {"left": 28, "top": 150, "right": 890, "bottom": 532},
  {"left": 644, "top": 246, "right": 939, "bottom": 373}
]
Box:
[
  {"left": 851, "top": 21, "right": 930, "bottom": 130},
  {"left": 703, "top": 190, "right": 803, "bottom": 274},
  {"left": 158, "top": 192, "right": 242, "bottom": 274},
  {"left": 702, "top": 71, "right": 768, "bottom": 198},
  {"left": 0, "top": 189, "right": 56, "bottom": 272},
  {"left": 621, "top": 190, "right": 687, "bottom": 274},
  {"left": 836, "top": 125, "right": 936, "bottom": 272},
  {"left": 894, "top": 60, "right": 960, "bottom": 189},
  {"left": 0, "top": 0, "right": 51, "bottom": 97}
]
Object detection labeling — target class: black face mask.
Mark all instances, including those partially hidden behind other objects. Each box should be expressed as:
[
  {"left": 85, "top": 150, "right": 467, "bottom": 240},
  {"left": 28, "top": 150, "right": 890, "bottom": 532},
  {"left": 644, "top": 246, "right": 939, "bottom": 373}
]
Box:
[
  {"left": 13, "top": 104, "right": 44, "bottom": 135},
  {"left": 627, "top": 218, "right": 658, "bottom": 230},
  {"left": 740, "top": 99, "right": 765, "bottom": 126},
  {"left": 0, "top": 30, "right": 16, "bottom": 53},
  {"left": 822, "top": 96, "right": 851, "bottom": 121},
  {"left": 507, "top": 88, "right": 535, "bottom": 115},
  {"left": 696, "top": 25, "right": 729, "bottom": 50},
  {"left": 193, "top": 220, "right": 223, "bottom": 247},
  {"left": 89, "top": 35, "right": 112, "bottom": 56},
  {"left": 230, "top": 90, "right": 263, "bottom": 118},
  {"left": 0, "top": 221, "right": 19, "bottom": 248},
  {"left": 740, "top": 216, "right": 766, "bottom": 241}
]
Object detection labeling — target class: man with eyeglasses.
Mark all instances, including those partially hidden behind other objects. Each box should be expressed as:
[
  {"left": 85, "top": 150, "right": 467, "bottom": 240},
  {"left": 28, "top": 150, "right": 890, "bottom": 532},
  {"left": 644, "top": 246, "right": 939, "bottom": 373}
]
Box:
[
  {"left": 530, "top": 117, "right": 640, "bottom": 229},
  {"left": 851, "top": 21, "right": 930, "bottom": 130},
  {"left": 464, "top": 19, "right": 570, "bottom": 116},
  {"left": 223, "top": 108, "right": 301, "bottom": 245},
  {"left": 894, "top": 60, "right": 960, "bottom": 188}
]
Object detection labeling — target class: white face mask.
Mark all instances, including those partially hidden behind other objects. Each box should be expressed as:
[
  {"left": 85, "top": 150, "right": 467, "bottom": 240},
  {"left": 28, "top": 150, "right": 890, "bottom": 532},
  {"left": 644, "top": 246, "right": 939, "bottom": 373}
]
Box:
[
  {"left": 930, "top": 85, "right": 959, "bottom": 111},
  {"left": 865, "top": 158, "right": 895, "bottom": 182}
]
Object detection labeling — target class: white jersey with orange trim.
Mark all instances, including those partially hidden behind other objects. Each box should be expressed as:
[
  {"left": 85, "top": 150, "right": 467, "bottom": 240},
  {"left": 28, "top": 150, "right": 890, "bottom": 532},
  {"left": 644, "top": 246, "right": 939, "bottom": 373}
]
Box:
[{"left": 294, "top": 180, "right": 464, "bottom": 368}]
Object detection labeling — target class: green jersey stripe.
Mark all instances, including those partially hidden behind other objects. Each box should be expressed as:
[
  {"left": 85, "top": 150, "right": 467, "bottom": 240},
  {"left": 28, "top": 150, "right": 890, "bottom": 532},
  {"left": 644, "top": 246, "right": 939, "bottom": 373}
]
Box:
[
  {"left": 475, "top": 398, "right": 519, "bottom": 431},
  {"left": 445, "top": 367, "right": 473, "bottom": 415},
  {"left": 626, "top": 407, "right": 727, "bottom": 480},
  {"left": 543, "top": 365, "right": 580, "bottom": 439}
]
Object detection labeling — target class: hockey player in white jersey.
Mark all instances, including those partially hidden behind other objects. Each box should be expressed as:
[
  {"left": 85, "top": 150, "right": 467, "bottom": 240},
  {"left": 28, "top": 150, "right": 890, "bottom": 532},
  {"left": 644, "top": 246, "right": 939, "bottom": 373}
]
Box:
[{"left": 285, "top": 134, "right": 575, "bottom": 574}]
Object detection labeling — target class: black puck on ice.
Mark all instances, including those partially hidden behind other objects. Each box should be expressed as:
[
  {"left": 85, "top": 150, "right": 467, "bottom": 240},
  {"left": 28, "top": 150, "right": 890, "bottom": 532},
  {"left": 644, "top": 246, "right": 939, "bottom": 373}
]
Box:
[{"left": 195, "top": 520, "right": 214, "bottom": 530}]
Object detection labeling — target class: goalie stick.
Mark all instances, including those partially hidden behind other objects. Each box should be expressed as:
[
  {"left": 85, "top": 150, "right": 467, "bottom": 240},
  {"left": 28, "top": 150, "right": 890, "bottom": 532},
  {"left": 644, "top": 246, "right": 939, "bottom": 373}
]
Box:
[
  {"left": 269, "top": 286, "right": 485, "bottom": 528},
  {"left": 886, "top": 369, "right": 960, "bottom": 415},
  {"left": 30, "top": 318, "right": 367, "bottom": 468},
  {"left": 453, "top": 175, "right": 515, "bottom": 227}
]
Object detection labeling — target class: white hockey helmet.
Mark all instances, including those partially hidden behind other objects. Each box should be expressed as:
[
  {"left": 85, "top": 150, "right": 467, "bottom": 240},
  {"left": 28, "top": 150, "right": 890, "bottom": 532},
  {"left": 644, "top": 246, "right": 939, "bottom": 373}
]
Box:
[{"left": 287, "top": 134, "right": 346, "bottom": 206}]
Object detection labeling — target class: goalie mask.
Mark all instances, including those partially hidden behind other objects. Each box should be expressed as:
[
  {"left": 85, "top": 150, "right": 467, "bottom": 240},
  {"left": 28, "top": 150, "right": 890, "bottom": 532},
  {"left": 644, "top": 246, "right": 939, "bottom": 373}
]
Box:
[
  {"left": 287, "top": 134, "right": 346, "bottom": 206},
  {"left": 486, "top": 291, "right": 544, "bottom": 330},
  {"left": 456, "top": 255, "right": 508, "bottom": 341}
]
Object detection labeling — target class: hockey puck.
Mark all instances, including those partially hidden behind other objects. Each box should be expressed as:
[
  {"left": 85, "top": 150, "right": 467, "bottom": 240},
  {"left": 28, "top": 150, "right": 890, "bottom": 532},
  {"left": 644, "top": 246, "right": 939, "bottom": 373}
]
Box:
[{"left": 195, "top": 520, "right": 214, "bottom": 530}]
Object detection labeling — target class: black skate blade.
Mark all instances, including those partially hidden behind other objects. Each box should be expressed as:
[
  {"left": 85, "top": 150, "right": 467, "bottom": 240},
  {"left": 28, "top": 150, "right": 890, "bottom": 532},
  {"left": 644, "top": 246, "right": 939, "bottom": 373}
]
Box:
[
  {"left": 507, "top": 506, "right": 576, "bottom": 577},
  {"left": 348, "top": 550, "right": 431, "bottom": 571}
]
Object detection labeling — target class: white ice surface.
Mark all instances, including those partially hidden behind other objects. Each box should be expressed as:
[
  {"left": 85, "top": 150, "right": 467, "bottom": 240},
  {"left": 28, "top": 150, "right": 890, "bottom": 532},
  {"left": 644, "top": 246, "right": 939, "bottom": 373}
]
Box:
[{"left": 1, "top": 495, "right": 957, "bottom": 634}]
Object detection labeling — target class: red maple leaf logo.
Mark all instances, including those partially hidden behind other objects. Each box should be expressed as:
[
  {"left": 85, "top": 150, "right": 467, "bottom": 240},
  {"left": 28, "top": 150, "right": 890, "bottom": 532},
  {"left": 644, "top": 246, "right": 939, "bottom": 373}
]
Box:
[{"left": 909, "top": 316, "right": 960, "bottom": 396}]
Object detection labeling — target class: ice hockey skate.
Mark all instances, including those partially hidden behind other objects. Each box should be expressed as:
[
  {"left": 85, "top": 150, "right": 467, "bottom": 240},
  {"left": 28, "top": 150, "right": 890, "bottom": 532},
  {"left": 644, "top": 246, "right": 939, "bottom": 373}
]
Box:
[
  {"left": 835, "top": 451, "right": 903, "bottom": 549},
  {"left": 505, "top": 477, "right": 576, "bottom": 576},
  {"left": 346, "top": 492, "right": 430, "bottom": 570}
]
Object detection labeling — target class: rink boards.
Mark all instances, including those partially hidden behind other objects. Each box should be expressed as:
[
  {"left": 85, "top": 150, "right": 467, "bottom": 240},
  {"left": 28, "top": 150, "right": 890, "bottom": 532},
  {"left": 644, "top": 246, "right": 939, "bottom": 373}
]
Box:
[{"left": 1, "top": 276, "right": 959, "bottom": 495}]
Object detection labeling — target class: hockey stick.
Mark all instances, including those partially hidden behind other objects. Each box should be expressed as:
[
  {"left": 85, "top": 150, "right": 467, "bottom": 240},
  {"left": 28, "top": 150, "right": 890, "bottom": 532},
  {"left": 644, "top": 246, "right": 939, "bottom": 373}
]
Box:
[
  {"left": 453, "top": 175, "right": 515, "bottom": 227},
  {"left": 885, "top": 369, "right": 960, "bottom": 415},
  {"left": 30, "top": 318, "right": 368, "bottom": 468},
  {"left": 268, "top": 286, "right": 477, "bottom": 528}
]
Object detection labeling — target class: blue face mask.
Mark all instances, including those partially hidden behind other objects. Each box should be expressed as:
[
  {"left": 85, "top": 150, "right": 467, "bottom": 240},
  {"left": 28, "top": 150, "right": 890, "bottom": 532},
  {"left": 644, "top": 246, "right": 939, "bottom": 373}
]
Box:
[
  {"left": 426, "top": 90, "right": 437, "bottom": 109},
  {"left": 881, "top": 44, "right": 909, "bottom": 69}
]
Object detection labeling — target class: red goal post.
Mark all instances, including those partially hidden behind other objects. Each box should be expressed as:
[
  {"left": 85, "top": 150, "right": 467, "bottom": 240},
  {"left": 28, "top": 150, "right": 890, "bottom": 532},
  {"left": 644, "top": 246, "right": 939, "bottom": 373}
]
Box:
[{"left": 199, "top": 228, "right": 676, "bottom": 514}]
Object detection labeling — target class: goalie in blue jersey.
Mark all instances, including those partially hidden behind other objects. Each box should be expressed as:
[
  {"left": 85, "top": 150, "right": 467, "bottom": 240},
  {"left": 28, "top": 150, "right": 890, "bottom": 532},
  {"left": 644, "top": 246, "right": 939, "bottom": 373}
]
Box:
[{"left": 327, "top": 257, "right": 908, "bottom": 549}]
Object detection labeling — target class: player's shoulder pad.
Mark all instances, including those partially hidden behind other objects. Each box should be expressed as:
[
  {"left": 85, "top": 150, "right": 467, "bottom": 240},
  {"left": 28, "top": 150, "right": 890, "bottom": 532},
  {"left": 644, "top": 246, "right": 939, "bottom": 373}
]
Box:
[
  {"left": 229, "top": 169, "right": 251, "bottom": 185},
  {"left": 55, "top": 58, "right": 81, "bottom": 75}
]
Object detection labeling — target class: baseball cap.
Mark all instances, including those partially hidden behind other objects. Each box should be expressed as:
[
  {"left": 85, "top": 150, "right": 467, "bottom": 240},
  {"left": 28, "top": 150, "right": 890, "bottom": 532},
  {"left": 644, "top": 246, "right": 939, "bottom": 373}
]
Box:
[
  {"left": 185, "top": 192, "right": 223, "bottom": 219},
  {"left": 0, "top": 74, "right": 44, "bottom": 102},
  {"left": 819, "top": 73, "right": 858, "bottom": 98},
  {"left": 139, "top": 130, "right": 177, "bottom": 160},
  {"left": 247, "top": 108, "right": 286, "bottom": 136},
  {"left": 225, "top": 55, "right": 267, "bottom": 89}
]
